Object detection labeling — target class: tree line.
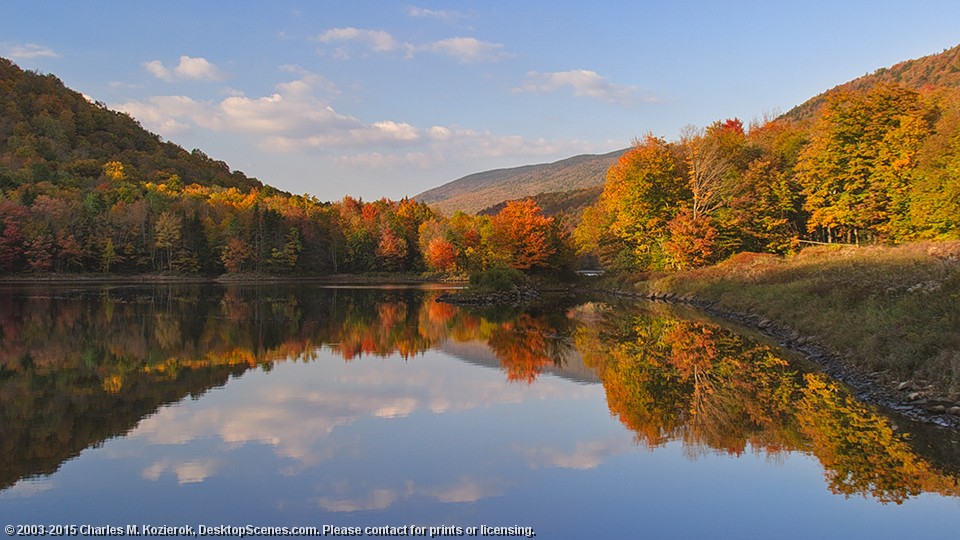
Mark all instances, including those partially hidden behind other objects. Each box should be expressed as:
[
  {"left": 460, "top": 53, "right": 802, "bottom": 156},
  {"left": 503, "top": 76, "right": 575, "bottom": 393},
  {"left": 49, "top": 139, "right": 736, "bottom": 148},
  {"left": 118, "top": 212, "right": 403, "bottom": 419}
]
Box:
[
  {"left": 0, "top": 171, "right": 567, "bottom": 275},
  {"left": 575, "top": 82, "right": 960, "bottom": 271}
]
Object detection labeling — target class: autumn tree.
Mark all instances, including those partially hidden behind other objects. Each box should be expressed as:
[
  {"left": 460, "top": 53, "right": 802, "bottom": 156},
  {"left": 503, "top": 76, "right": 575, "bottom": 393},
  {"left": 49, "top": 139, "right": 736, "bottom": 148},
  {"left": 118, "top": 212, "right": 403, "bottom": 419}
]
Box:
[
  {"left": 488, "top": 199, "right": 556, "bottom": 270},
  {"left": 0, "top": 200, "right": 27, "bottom": 272},
  {"left": 663, "top": 207, "right": 719, "bottom": 269},
  {"left": 575, "top": 135, "right": 688, "bottom": 271},
  {"left": 680, "top": 124, "right": 734, "bottom": 221},
  {"left": 907, "top": 88, "right": 960, "bottom": 238},
  {"left": 154, "top": 211, "right": 182, "bottom": 272},
  {"left": 796, "top": 83, "right": 932, "bottom": 243},
  {"left": 375, "top": 224, "right": 408, "bottom": 271}
]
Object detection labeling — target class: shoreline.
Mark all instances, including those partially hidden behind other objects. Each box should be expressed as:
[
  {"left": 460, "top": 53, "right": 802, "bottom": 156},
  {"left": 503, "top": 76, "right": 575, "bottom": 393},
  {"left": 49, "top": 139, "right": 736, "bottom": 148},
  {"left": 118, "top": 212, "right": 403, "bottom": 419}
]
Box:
[
  {"left": 0, "top": 273, "right": 467, "bottom": 286},
  {"left": 594, "top": 287, "right": 960, "bottom": 431}
]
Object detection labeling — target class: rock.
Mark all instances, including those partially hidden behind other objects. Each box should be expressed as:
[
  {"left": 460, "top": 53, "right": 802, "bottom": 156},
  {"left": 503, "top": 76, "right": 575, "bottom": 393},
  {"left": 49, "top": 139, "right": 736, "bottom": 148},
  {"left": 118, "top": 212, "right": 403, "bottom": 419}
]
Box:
[
  {"left": 906, "top": 391, "right": 925, "bottom": 402},
  {"left": 928, "top": 405, "right": 947, "bottom": 414},
  {"left": 948, "top": 407, "right": 960, "bottom": 416},
  {"left": 897, "top": 381, "right": 915, "bottom": 391},
  {"left": 757, "top": 319, "right": 772, "bottom": 329}
]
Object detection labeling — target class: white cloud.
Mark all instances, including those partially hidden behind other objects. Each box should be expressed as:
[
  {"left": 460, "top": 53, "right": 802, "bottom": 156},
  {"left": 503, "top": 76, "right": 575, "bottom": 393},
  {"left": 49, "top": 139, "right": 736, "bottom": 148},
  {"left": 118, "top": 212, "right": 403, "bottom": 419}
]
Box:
[
  {"left": 116, "top": 66, "right": 609, "bottom": 185},
  {"left": 407, "top": 6, "right": 466, "bottom": 21},
  {"left": 174, "top": 56, "right": 226, "bottom": 81},
  {"left": 416, "top": 37, "right": 509, "bottom": 63},
  {"left": 312, "top": 29, "right": 507, "bottom": 64},
  {"left": 143, "top": 60, "right": 174, "bottom": 82},
  {"left": 314, "top": 27, "right": 400, "bottom": 54},
  {"left": 332, "top": 127, "right": 605, "bottom": 173},
  {"left": 3, "top": 43, "right": 59, "bottom": 59},
  {"left": 516, "top": 69, "right": 653, "bottom": 105},
  {"left": 143, "top": 56, "right": 226, "bottom": 82},
  {"left": 118, "top": 70, "right": 377, "bottom": 145},
  {"left": 334, "top": 152, "right": 433, "bottom": 169},
  {"left": 117, "top": 95, "right": 212, "bottom": 134}
]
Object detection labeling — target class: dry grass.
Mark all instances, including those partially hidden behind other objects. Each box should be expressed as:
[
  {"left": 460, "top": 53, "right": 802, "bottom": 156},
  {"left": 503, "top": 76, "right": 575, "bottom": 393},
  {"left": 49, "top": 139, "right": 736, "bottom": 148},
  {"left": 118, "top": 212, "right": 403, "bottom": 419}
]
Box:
[{"left": 649, "top": 241, "right": 960, "bottom": 395}]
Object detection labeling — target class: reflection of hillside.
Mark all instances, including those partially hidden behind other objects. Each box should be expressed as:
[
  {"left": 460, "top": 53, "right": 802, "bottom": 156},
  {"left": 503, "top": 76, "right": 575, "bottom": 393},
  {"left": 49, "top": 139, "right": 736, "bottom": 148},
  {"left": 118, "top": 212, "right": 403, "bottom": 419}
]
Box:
[
  {"left": 0, "top": 284, "right": 585, "bottom": 490},
  {"left": 0, "top": 363, "right": 246, "bottom": 491},
  {"left": 574, "top": 302, "right": 960, "bottom": 503}
]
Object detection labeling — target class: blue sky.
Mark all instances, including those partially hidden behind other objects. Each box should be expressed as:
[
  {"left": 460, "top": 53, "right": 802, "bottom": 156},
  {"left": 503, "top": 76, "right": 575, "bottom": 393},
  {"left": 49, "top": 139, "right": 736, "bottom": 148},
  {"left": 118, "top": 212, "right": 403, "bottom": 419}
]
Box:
[{"left": 3, "top": 1, "right": 960, "bottom": 201}]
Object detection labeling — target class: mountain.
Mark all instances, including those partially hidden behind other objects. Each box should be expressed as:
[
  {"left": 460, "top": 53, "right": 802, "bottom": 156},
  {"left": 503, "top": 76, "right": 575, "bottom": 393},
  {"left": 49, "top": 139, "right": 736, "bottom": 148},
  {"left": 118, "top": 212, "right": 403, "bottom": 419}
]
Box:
[
  {"left": 0, "top": 57, "right": 262, "bottom": 193},
  {"left": 414, "top": 149, "right": 624, "bottom": 215},
  {"left": 782, "top": 44, "right": 960, "bottom": 122},
  {"left": 477, "top": 185, "right": 603, "bottom": 229}
]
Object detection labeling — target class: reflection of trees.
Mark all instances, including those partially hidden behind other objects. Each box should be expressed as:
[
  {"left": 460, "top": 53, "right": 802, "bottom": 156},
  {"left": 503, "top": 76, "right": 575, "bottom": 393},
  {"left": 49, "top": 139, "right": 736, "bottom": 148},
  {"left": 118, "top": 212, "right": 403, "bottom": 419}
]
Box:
[
  {"left": 574, "top": 302, "right": 960, "bottom": 503},
  {"left": 488, "top": 314, "right": 559, "bottom": 383},
  {"left": 0, "top": 285, "right": 577, "bottom": 490},
  {"left": 6, "top": 285, "right": 950, "bottom": 504}
]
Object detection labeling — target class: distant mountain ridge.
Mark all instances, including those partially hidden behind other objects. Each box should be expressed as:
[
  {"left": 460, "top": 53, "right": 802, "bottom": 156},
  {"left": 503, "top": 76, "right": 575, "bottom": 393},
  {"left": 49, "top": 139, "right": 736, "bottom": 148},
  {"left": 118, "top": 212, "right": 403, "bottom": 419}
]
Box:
[{"left": 414, "top": 149, "right": 624, "bottom": 215}]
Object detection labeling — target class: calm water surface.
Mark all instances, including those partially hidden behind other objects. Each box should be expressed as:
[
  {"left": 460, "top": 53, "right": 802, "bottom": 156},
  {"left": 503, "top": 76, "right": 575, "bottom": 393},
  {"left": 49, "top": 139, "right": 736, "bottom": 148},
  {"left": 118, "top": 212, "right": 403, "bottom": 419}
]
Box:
[{"left": 1, "top": 284, "right": 958, "bottom": 539}]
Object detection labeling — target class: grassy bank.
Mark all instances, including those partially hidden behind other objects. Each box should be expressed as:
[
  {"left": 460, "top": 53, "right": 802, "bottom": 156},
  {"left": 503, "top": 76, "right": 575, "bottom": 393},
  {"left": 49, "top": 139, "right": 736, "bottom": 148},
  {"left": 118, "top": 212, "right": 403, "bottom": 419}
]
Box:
[{"left": 632, "top": 241, "right": 960, "bottom": 404}]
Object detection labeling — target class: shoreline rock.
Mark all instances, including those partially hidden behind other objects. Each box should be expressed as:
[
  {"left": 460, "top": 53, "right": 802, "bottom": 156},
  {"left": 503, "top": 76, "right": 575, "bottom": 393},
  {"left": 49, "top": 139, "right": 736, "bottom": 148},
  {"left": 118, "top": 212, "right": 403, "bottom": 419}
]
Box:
[{"left": 435, "top": 286, "right": 540, "bottom": 306}]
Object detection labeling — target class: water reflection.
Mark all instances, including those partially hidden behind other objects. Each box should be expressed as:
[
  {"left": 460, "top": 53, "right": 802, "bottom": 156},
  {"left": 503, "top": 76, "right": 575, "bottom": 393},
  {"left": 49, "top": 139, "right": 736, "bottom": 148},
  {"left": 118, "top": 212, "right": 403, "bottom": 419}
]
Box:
[
  {"left": 575, "top": 301, "right": 960, "bottom": 503},
  {"left": 0, "top": 283, "right": 958, "bottom": 511}
]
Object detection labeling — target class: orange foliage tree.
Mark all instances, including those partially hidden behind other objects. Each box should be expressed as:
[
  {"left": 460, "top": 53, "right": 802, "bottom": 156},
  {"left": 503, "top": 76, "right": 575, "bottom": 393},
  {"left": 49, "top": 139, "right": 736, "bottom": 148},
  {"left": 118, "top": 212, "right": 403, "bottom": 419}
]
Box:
[{"left": 488, "top": 199, "right": 556, "bottom": 270}]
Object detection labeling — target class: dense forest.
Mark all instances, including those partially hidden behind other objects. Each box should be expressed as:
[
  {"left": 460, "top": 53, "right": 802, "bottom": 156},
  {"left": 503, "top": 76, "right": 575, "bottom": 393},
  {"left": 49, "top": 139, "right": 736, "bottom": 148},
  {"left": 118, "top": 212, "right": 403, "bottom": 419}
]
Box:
[{"left": 1, "top": 45, "right": 960, "bottom": 277}]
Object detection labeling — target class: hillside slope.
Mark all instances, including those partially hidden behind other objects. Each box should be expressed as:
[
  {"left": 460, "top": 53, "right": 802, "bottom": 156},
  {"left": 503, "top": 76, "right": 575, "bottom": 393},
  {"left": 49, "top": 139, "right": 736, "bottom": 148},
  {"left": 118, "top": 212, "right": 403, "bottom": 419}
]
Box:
[
  {"left": 477, "top": 185, "right": 603, "bottom": 230},
  {"left": 783, "top": 43, "right": 960, "bottom": 121},
  {"left": 414, "top": 149, "right": 624, "bottom": 215},
  {"left": 0, "top": 57, "right": 262, "bottom": 193}
]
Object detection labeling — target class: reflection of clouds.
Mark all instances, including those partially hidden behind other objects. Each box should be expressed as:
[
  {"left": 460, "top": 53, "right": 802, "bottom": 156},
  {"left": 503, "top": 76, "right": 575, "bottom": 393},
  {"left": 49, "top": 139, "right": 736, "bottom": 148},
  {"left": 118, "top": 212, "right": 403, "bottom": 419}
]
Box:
[
  {"left": 0, "top": 479, "right": 54, "bottom": 499},
  {"left": 518, "top": 437, "right": 635, "bottom": 470},
  {"left": 316, "top": 476, "right": 503, "bottom": 512},
  {"left": 142, "top": 459, "right": 219, "bottom": 484},
  {"left": 130, "top": 354, "right": 594, "bottom": 471},
  {"left": 319, "top": 488, "right": 399, "bottom": 512},
  {"left": 427, "top": 476, "right": 503, "bottom": 503}
]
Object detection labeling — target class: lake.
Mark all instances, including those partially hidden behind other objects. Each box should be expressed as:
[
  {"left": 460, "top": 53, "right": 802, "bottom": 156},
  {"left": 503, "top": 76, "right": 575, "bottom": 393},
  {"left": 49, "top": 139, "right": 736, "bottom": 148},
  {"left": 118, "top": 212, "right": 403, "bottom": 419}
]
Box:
[{"left": 1, "top": 283, "right": 958, "bottom": 539}]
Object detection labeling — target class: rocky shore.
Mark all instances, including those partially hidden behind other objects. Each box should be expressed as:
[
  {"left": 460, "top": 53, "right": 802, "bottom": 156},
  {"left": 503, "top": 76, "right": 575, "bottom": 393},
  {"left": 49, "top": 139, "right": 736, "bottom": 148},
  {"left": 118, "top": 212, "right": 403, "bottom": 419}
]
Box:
[{"left": 435, "top": 286, "right": 540, "bottom": 306}]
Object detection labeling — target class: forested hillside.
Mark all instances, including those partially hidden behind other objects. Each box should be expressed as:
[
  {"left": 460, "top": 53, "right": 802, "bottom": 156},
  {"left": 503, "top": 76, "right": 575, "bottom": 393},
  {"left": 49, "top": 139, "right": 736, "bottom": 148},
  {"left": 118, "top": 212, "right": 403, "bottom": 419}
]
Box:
[
  {"left": 0, "top": 58, "right": 568, "bottom": 276},
  {"left": 784, "top": 44, "right": 960, "bottom": 121},
  {"left": 575, "top": 60, "right": 960, "bottom": 271},
  {"left": 478, "top": 185, "right": 603, "bottom": 230},
  {"left": 0, "top": 59, "right": 261, "bottom": 193}
]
